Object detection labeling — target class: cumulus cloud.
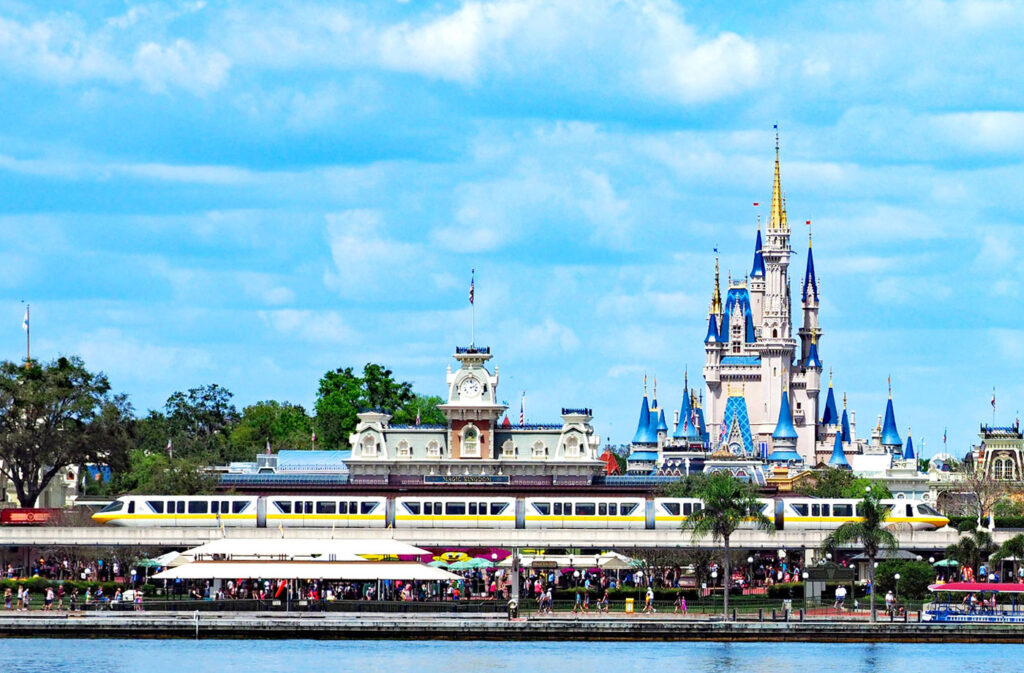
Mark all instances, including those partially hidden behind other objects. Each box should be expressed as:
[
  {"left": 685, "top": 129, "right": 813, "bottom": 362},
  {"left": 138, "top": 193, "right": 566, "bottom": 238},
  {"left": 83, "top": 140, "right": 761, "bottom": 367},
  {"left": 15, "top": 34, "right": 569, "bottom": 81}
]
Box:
[{"left": 258, "top": 309, "right": 358, "bottom": 344}]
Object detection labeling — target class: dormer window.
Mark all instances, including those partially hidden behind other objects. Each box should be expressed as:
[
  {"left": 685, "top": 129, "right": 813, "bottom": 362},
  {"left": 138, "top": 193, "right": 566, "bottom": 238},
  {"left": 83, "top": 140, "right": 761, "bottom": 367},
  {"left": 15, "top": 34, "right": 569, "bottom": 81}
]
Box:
[
  {"left": 427, "top": 440, "right": 441, "bottom": 458},
  {"left": 462, "top": 426, "right": 480, "bottom": 458},
  {"left": 501, "top": 440, "right": 515, "bottom": 458},
  {"left": 396, "top": 440, "right": 411, "bottom": 459},
  {"left": 564, "top": 435, "right": 580, "bottom": 458},
  {"left": 532, "top": 441, "right": 547, "bottom": 459},
  {"left": 360, "top": 434, "right": 377, "bottom": 457}
]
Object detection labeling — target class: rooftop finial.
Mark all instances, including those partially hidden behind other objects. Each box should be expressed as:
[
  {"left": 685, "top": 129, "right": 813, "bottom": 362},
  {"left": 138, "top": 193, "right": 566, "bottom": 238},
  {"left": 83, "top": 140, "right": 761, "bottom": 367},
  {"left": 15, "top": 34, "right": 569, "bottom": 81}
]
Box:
[
  {"left": 888, "top": 374, "right": 892, "bottom": 398},
  {"left": 843, "top": 392, "right": 847, "bottom": 409},
  {"left": 829, "top": 367, "right": 833, "bottom": 387},
  {"left": 712, "top": 248, "right": 722, "bottom": 314},
  {"left": 653, "top": 376, "right": 658, "bottom": 400},
  {"left": 644, "top": 373, "right": 648, "bottom": 396},
  {"left": 807, "top": 219, "right": 812, "bottom": 249}
]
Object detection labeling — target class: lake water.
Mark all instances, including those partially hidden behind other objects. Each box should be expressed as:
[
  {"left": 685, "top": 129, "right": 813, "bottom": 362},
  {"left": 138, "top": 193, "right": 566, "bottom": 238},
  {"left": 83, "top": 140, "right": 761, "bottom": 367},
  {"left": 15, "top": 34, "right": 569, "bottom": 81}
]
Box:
[{"left": 1, "top": 639, "right": 1018, "bottom": 673}]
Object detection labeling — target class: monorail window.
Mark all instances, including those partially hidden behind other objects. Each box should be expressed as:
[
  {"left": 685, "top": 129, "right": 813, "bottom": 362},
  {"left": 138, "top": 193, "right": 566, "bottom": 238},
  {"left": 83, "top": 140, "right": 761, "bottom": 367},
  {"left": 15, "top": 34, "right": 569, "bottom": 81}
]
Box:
[
  {"left": 360, "top": 502, "right": 378, "bottom": 515},
  {"left": 833, "top": 504, "right": 853, "bottom": 517},
  {"left": 620, "top": 503, "right": 638, "bottom": 516},
  {"left": 564, "top": 502, "right": 572, "bottom": 514},
  {"left": 402, "top": 502, "right": 421, "bottom": 515},
  {"left": 598, "top": 504, "right": 607, "bottom": 516},
  {"left": 339, "top": 502, "right": 349, "bottom": 514},
  {"left": 553, "top": 503, "right": 562, "bottom": 516},
  {"left": 176, "top": 501, "right": 186, "bottom": 514},
  {"left": 479, "top": 502, "right": 486, "bottom": 513},
  {"left": 424, "top": 503, "right": 433, "bottom": 515},
  {"left": 221, "top": 501, "right": 229, "bottom": 514},
  {"left": 682, "top": 503, "right": 692, "bottom": 516},
  {"left": 904, "top": 504, "right": 913, "bottom": 517},
  {"left": 791, "top": 503, "right": 808, "bottom": 516},
  {"left": 188, "top": 501, "right": 208, "bottom": 514},
  {"left": 919, "top": 504, "right": 941, "bottom": 516},
  {"left": 274, "top": 501, "right": 292, "bottom": 514},
  {"left": 316, "top": 502, "right": 336, "bottom": 515},
  {"left": 490, "top": 503, "right": 508, "bottom": 516},
  {"left": 350, "top": 501, "right": 358, "bottom": 513},
  {"left": 821, "top": 505, "right": 831, "bottom": 517},
  {"left": 663, "top": 503, "right": 680, "bottom": 516},
  {"left": 609, "top": 503, "right": 618, "bottom": 516},
  {"left": 147, "top": 501, "right": 164, "bottom": 514},
  {"left": 576, "top": 503, "right": 596, "bottom": 516},
  {"left": 811, "top": 504, "right": 820, "bottom": 517},
  {"left": 127, "top": 501, "right": 135, "bottom": 514},
  {"left": 446, "top": 503, "right": 466, "bottom": 516},
  {"left": 295, "top": 501, "right": 313, "bottom": 514},
  {"left": 233, "top": 501, "right": 249, "bottom": 514},
  {"left": 533, "top": 502, "right": 551, "bottom": 516},
  {"left": 99, "top": 500, "right": 124, "bottom": 513},
  {"left": 469, "top": 503, "right": 478, "bottom": 515}
]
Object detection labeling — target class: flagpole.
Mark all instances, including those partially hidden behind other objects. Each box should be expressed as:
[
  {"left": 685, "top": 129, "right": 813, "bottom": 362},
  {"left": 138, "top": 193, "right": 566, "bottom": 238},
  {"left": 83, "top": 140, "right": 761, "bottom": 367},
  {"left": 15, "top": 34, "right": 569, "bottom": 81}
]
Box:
[
  {"left": 471, "top": 270, "right": 476, "bottom": 347},
  {"left": 24, "top": 303, "right": 29, "bottom": 369}
]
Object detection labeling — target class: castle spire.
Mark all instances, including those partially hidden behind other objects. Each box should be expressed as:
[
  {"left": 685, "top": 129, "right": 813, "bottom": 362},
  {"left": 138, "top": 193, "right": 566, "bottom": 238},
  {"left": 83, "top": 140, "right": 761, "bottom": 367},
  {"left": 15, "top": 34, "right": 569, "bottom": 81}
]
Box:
[
  {"left": 632, "top": 378, "right": 656, "bottom": 444},
  {"left": 711, "top": 251, "right": 722, "bottom": 314},
  {"left": 828, "top": 426, "right": 851, "bottom": 469},
  {"left": 751, "top": 223, "right": 765, "bottom": 279},
  {"left": 881, "top": 379, "right": 903, "bottom": 448},
  {"left": 802, "top": 220, "right": 818, "bottom": 303},
  {"left": 770, "top": 126, "right": 784, "bottom": 230}
]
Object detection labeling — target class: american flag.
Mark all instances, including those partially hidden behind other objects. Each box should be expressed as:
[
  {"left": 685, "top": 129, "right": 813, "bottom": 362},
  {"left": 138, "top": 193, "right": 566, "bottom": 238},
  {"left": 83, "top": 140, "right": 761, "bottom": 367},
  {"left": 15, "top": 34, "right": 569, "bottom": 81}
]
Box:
[
  {"left": 992, "top": 388, "right": 996, "bottom": 410},
  {"left": 943, "top": 427, "right": 947, "bottom": 446},
  {"left": 415, "top": 409, "right": 421, "bottom": 426},
  {"left": 166, "top": 439, "right": 173, "bottom": 458},
  {"left": 469, "top": 269, "right": 475, "bottom": 305},
  {"left": 520, "top": 393, "right": 525, "bottom": 426}
]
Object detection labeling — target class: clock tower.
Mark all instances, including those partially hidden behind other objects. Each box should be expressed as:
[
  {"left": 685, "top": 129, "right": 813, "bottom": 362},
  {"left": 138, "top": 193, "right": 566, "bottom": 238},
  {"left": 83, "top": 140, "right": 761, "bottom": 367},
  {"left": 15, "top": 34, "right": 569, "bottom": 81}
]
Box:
[{"left": 437, "top": 346, "right": 508, "bottom": 459}]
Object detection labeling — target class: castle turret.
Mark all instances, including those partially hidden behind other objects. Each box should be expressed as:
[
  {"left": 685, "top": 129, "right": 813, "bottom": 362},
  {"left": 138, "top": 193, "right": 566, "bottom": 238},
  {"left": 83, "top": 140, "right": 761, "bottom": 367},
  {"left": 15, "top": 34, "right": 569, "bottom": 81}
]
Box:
[
  {"left": 881, "top": 381, "right": 903, "bottom": 454},
  {"left": 840, "top": 394, "right": 851, "bottom": 443},
  {"left": 799, "top": 225, "right": 820, "bottom": 364},
  {"left": 828, "top": 427, "right": 850, "bottom": 469},
  {"left": 767, "top": 390, "right": 802, "bottom": 464},
  {"left": 904, "top": 428, "right": 915, "bottom": 461},
  {"left": 749, "top": 219, "right": 765, "bottom": 325},
  {"left": 673, "top": 371, "right": 699, "bottom": 442},
  {"left": 821, "top": 370, "right": 839, "bottom": 427},
  {"left": 632, "top": 378, "right": 657, "bottom": 445}
]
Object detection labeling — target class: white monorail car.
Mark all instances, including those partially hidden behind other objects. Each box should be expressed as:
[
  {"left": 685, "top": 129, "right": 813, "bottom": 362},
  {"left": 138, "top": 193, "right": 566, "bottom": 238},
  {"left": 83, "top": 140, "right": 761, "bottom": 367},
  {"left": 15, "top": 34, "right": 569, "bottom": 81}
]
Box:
[
  {"left": 394, "top": 496, "right": 517, "bottom": 528},
  {"left": 523, "top": 497, "right": 646, "bottom": 529}
]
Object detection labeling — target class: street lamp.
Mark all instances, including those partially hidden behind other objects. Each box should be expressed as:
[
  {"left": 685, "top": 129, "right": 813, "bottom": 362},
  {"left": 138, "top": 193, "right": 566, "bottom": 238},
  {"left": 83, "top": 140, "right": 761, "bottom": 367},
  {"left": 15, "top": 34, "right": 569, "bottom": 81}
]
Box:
[
  {"left": 894, "top": 572, "right": 901, "bottom": 611},
  {"left": 826, "top": 553, "right": 832, "bottom": 561},
  {"left": 929, "top": 557, "right": 935, "bottom": 564},
  {"left": 746, "top": 556, "right": 754, "bottom": 588}
]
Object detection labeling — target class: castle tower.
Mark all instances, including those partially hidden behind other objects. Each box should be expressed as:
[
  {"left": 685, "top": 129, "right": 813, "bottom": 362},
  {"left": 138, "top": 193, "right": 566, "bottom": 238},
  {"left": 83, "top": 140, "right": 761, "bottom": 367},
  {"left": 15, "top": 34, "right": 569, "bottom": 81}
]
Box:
[
  {"left": 767, "top": 389, "right": 803, "bottom": 465},
  {"left": 749, "top": 217, "right": 765, "bottom": 325},
  {"left": 799, "top": 225, "right": 820, "bottom": 364},
  {"left": 828, "top": 427, "right": 851, "bottom": 469},
  {"left": 881, "top": 381, "right": 903, "bottom": 456},
  {"left": 631, "top": 377, "right": 657, "bottom": 445},
  {"left": 704, "top": 254, "right": 725, "bottom": 434}
]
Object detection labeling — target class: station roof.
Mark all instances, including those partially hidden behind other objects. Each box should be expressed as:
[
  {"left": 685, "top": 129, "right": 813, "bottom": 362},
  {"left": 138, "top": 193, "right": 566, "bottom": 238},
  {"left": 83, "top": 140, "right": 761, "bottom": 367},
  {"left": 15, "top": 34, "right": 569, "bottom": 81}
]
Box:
[{"left": 154, "top": 560, "right": 461, "bottom": 581}]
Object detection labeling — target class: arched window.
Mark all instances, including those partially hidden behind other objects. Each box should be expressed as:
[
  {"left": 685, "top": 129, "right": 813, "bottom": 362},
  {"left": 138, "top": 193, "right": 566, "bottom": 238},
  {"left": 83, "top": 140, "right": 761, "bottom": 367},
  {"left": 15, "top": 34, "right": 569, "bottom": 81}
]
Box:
[
  {"left": 564, "top": 435, "right": 580, "bottom": 458},
  {"left": 501, "top": 440, "right": 515, "bottom": 458},
  {"left": 360, "top": 434, "right": 376, "bottom": 457},
  {"left": 427, "top": 440, "right": 441, "bottom": 458},
  {"left": 772, "top": 329, "right": 778, "bottom": 338},
  {"left": 396, "top": 440, "right": 411, "bottom": 459},
  {"left": 462, "top": 426, "right": 480, "bottom": 457},
  {"left": 532, "top": 441, "right": 547, "bottom": 459},
  {"left": 993, "top": 458, "right": 1005, "bottom": 480}
]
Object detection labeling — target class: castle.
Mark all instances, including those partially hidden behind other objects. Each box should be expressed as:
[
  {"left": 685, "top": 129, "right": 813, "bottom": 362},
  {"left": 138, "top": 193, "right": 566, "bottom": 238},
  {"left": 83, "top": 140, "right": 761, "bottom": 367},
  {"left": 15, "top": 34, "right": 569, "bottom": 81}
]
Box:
[{"left": 627, "top": 135, "right": 910, "bottom": 474}]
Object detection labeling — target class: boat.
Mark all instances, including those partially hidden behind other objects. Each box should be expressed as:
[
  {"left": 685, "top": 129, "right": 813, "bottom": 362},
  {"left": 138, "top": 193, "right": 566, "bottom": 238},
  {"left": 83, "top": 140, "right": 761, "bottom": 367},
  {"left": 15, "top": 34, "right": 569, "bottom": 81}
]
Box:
[{"left": 923, "top": 582, "right": 1024, "bottom": 622}]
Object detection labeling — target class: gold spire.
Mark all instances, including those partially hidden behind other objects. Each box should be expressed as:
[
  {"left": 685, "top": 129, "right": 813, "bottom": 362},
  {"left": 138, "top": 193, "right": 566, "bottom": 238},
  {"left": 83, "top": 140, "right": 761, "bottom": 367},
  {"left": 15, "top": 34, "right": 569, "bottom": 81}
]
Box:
[
  {"left": 781, "top": 194, "right": 788, "bottom": 230},
  {"left": 828, "top": 367, "right": 833, "bottom": 387},
  {"left": 711, "top": 254, "right": 722, "bottom": 314},
  {"left": 770, "top": 127, "right": 783, "bottom": 230}
]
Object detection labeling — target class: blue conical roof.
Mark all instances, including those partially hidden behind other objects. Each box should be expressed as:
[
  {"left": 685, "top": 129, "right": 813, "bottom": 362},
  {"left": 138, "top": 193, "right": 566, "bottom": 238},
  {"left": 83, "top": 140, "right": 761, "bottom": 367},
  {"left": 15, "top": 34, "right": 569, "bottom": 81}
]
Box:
[
  {"left": 841, "top": 408, "right": 851, "bottom": 443},
  {"left": 802, "top": 240, "right": 818, "bottom": 302},
  {"left": 632, "top": 395, "right": 656, "bottom": 444},
  {"left": 804, "top": 339, "right": 822, "bottom": 368},
  {"left": 656, "top": 409, "right": 669, "bottom": 433},
  {"left": 704, "top": 313, "right": 720, "bottom": 343},
  {"left": 904, "top": 432, "right": 915, "bottom": 460},
  {"left": 766, "top": 446, "right": 803, "bottom": 463},
  {"left": 881, "top": 395, "right": 902, "bottom": 447},
  {"left": 673, "top": 387, "right": 698, "bottom": 440},
  {"left": 828, "top": 430, "right": 850, "bottom": 468},
  {"left": 822, "top": 385, "right": 838, "bottom": 426},
  {"left": 750, "top": 228, "right": 765, "bottom": 279},
  {"left": 772, "top": 391, "right": 799, "bottom": 440}
]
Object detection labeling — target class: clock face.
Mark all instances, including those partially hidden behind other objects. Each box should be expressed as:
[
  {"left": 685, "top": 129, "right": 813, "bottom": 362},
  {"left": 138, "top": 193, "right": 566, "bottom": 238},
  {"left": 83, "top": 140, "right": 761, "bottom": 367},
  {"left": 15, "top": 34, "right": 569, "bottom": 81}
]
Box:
[{"left": 459, "top": 377, "right": 482, "bottom": 398}]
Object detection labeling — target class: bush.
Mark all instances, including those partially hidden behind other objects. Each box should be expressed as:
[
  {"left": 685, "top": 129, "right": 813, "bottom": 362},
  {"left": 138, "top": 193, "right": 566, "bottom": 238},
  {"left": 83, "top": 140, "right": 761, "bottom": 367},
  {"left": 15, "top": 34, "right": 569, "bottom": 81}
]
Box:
[{"left": 874, "top": 560, "right": 935, "bottom": 599}]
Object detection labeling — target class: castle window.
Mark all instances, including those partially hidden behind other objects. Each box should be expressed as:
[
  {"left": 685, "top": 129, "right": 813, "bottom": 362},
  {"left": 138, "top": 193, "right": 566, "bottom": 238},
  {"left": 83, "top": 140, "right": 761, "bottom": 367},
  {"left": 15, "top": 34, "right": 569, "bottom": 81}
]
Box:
[
  {"left": 564, "top": 435, "right": 580, "bottom": 458},
  {"left": 462, "top": 426, "right": 480, "bottom": 458},
  {"left": 773, "top": 329, "right": 778, "bottom": 338},
  {"left": 993, "top": 458, "right": 1005, "bottom": 480},
  {"left": 360, "top": 434, "right": 377, "bottom": 458}
]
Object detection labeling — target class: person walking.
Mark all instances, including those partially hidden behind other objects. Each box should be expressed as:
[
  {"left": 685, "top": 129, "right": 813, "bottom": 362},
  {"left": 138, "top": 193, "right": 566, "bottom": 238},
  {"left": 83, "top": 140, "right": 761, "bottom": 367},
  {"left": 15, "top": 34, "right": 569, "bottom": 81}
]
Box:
[
  {"left": 572, "top": 590, "right": 583, "bottom": 615},
  {"left": 643, "top": 586, "right": 656, "bottom": 614},
  {"left": 674, "top": 590, "right": 687, "bottom": 614},
  {"left": 600, "top": 589, "right": 610, "bottom": 614},
  {"left": 834, "top": 585, "right": 847, "bottom": 611}
]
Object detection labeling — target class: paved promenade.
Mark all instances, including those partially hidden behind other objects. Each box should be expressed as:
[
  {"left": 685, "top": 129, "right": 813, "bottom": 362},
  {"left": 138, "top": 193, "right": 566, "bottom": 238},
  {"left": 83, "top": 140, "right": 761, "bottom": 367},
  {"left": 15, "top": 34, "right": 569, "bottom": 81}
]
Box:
[{"left": 2, "top": 612, "right": 1023, "bottom": 642}]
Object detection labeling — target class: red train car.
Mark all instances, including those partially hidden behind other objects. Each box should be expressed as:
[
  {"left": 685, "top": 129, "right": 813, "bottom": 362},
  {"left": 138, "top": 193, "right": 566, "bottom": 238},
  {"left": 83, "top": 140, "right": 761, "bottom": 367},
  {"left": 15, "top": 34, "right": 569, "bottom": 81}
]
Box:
[{"left": 0, "top": 508, "right": 61, "bottom": 525}]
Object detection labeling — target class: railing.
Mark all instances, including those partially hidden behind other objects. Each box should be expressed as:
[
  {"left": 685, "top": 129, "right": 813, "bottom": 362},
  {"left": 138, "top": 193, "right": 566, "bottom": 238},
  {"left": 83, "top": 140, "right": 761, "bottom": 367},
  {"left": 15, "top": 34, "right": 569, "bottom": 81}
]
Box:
[
  {"left": 456, "top": 346, "right": 490, "bottom": 354},
  {"left": 80, "top": 597, "right": 505, "bottom": 614},
  {"left": 561, "top": 408, "right": 593, "bottom": 416}
]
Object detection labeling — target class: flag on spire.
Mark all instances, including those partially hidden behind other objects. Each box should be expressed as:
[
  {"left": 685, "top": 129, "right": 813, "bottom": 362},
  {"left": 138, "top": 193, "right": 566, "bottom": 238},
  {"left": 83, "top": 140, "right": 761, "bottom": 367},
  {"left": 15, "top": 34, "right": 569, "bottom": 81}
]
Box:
[
  {"left": 519, "top": 392, "right": 525, "bottom": 426},
  {"left": 22, "top": 309, "right": 28, "bottom": 332},
  {"left": 992, "top": 387, "right": 996, "bottom": 410},
  {"left": 266, "top": 439, "right": 271, "bottom": 455},
  {"left": 943, "top": 427, "right": 947, "bottom": 446},
  {"left": 415, "top": 408, "right": 421, "bottom": 426},
  {"left": 469, "top": 269, "right": 475, "bottom": 305}
]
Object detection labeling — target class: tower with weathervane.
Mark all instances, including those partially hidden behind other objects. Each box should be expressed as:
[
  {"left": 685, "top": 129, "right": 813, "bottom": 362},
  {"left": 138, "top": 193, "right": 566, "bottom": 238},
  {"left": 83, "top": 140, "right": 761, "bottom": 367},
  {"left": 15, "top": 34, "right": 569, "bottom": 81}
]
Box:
[{"left": 437, "top": 346, "right": 507, "bottom": 459}]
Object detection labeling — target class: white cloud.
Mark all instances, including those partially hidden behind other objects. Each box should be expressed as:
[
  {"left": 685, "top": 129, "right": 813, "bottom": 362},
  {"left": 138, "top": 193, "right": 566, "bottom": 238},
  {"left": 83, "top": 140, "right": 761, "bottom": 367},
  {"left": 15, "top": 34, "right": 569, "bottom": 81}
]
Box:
[
  {"left": 258, "top": 309, "right": 358, "bottom": 344},
  {"left": 323, "top": 209, "right": 429, "bottom": 299},
  {"left": 74, "top": 327, "right": 213, "bottom": 382},
  {"left": 132, "top": 39, "right": 230, "bottom": 95}
]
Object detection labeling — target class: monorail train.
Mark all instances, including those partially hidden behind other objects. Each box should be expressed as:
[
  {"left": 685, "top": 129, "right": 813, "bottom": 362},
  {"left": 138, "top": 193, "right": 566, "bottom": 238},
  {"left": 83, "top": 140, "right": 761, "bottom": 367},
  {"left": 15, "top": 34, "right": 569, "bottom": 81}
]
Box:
[{"left": 92, "top": 494, "right": 949, "bottom": 531}]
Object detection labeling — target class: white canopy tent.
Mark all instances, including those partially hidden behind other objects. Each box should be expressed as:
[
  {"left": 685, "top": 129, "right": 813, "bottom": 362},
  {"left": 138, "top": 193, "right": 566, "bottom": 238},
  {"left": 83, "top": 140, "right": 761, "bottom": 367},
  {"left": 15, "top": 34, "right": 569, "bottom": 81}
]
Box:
[
  {"left": 178, "top": 538, "right": 431, "bottom": 562},
  {"left": 154, "top": 561, "right": 461, "bottom": 582}
]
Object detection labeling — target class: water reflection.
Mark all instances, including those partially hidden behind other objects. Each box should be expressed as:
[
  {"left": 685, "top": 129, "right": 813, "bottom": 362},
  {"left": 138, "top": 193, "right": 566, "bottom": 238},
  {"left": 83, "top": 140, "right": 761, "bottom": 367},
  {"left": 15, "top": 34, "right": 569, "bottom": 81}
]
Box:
[{"left": 0, "top": 639, "right": 1020, "bottom": 673}]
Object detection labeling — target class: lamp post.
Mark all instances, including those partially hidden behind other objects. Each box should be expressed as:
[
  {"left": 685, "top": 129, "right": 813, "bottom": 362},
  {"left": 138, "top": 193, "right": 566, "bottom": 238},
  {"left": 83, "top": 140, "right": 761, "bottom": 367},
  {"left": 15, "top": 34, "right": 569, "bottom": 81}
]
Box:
[
  {"left": 894, "top": 572, "right": 901, "bottom": 615},
  {"left": 711, "top": 570, "right": 718, "bottom": 605},
  {"left": 747, "top": 556, "right": 754, "bottom": 590}
]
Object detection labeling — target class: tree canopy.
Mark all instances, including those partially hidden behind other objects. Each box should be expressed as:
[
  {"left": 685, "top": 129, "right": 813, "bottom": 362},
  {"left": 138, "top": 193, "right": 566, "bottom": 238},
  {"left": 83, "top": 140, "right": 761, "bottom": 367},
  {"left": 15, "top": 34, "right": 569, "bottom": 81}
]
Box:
[
  {"left": 0, "top": 357, "right": 132, "bottom": 506},
  {"left": 795, "top": 468, "right": 893, "bottom": 499},
  {"left": 231, "top": 400, "right": 314, "bottom": 455}
]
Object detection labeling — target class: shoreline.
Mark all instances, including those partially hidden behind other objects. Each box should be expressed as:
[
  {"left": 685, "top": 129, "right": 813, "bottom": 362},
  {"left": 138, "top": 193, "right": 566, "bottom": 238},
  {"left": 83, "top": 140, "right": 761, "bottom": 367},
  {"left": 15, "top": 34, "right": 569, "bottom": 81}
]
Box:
[{"left": 2, "top": 613, "right": 1024, "bottom": 643}]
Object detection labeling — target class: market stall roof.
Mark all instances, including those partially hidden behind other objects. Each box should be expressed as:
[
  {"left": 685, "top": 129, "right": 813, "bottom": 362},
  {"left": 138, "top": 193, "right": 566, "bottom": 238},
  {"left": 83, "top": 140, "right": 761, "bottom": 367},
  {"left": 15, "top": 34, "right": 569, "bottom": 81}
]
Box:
[
  {"left": 498, "top": 552, "right": 636, "bottom": 571},
  {"left": 180, "top": 539, "right": 430, "bottom": 561},
  {"left": 154, "top": 560, "right": 461, "bottom": 582},
  {"left": 928, "top": 582, "right": 1024, "bottom": 593}
]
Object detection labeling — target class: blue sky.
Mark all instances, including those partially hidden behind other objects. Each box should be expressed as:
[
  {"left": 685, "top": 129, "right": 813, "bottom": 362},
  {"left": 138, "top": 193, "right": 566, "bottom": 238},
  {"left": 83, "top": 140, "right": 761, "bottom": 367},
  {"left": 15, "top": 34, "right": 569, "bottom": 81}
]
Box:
[{"left": 2, "top": 0, "right": 1023, "bottom": 457}]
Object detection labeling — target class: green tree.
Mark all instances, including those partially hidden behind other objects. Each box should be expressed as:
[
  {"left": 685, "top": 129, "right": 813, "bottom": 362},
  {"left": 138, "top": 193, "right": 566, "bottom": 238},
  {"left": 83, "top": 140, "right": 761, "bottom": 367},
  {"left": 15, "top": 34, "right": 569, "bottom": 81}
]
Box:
[
  {"left": 314, "top": 364, "right": 424, "bottom": 448},
  {"left": 659, "top": 473, "right": 710, "bottom": 498},
  {"left": 231, "top": 400, "right": 313, "bottom": 454},
  {"left": 822, "top": 490, "right": 898, "bottom": 622},
  {"left": 112, "top": 449, "right": 218, "bottom": 495},
  {"left": 795, "top": 468, "right": 892, "bottom": 498},
  {"left": 682, "top": 472, "right": 773, "bottom": 620},
  {"left": 0, "top": 357, "right": 133, "bottom": 506},
  {"left": 391, "top": 394, "right": 446, "bottom": 426},
  {"left": 946, "top": 529, "right": 995, "bottom": 578},
  {"left": 164, "top": 384, "right": 239, "bottom": 461},
  {"left": 874, "top": 560, "right": 936, "bottom": 600},
  {"left": 992, "top": 533, "right": 1024, "bottom": 579}
]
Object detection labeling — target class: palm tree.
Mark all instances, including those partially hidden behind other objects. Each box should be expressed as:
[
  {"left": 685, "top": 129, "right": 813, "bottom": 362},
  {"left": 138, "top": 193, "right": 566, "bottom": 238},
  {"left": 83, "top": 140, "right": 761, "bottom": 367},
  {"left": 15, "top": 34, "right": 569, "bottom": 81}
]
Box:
[
  {"left": 993, "top": 533, "right": 1024, "bottom": 581},
  {"left": 947, "top": 529, "right": 995, "bottom": 579},
  {"left": 682, "top": 472, "right": 773, "bottom": 620},
  {"left": 822, "top": 490, "right": 898, "bottom": 622}
]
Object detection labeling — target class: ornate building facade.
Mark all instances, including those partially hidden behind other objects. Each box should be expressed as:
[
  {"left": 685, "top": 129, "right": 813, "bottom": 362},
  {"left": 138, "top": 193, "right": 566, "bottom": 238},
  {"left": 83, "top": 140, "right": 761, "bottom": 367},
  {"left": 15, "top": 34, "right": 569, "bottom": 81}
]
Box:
[{"left": 345, "top": 346, "right": 604, "bottom": 486}]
